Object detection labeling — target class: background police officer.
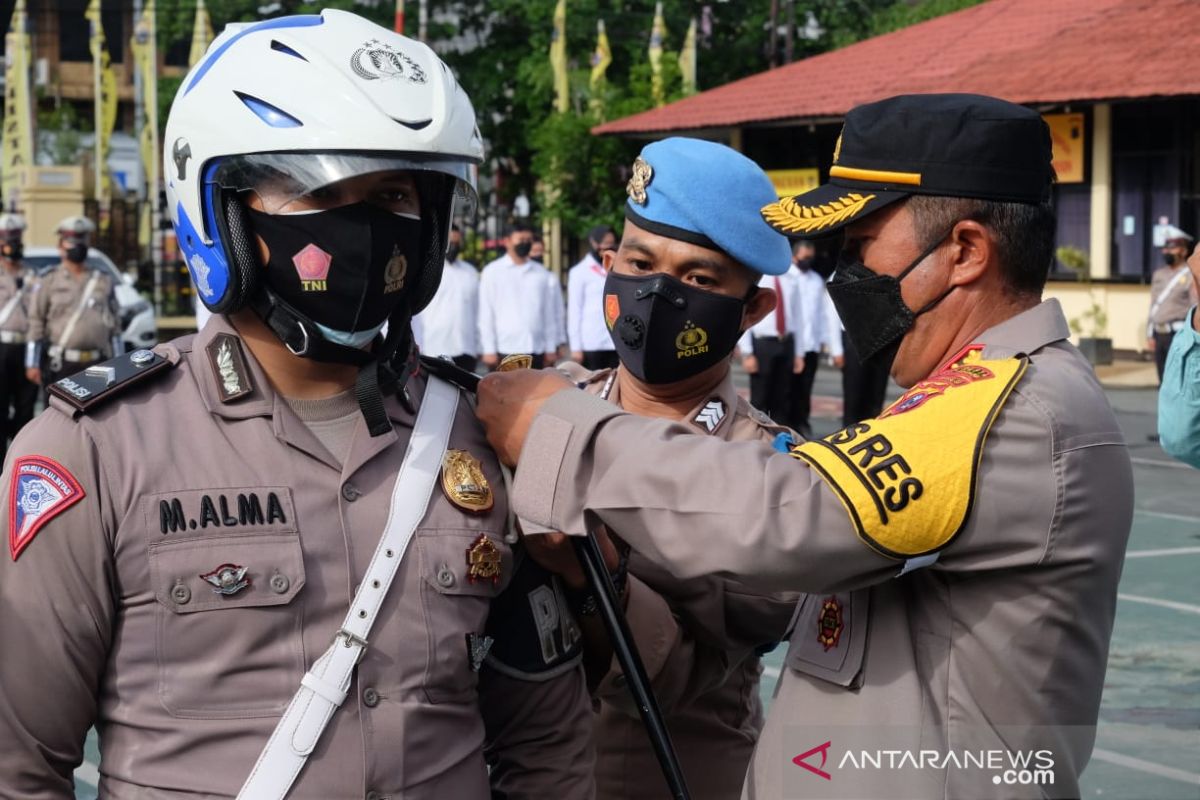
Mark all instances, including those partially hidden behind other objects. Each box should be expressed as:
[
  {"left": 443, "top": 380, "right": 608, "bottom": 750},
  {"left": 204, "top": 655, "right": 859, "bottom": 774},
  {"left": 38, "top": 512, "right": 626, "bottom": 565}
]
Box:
[
  {"left": 0, "top": 213, "right": 36, "bottom": 463},
  {"left": 25, "top": 215, "right": 121, "bottom": 394}
]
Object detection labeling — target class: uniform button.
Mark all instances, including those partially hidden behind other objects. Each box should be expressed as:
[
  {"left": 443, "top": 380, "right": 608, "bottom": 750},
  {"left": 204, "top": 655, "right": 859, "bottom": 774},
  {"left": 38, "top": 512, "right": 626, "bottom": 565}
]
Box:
[
  {"left": 436, "top": 564, "right": 455, "bottom": 588},
  {"left": 171, "top": 582, "right": 191, "bottom": 605},
  {"left": 362, "top": 687, "right": 380, "bottom": 708},
  {"left": 341, "top": 482, "right": 361, "bottom": 502},
  {"left": 269, "top": 573, "right": 290, "bottom": 594}
]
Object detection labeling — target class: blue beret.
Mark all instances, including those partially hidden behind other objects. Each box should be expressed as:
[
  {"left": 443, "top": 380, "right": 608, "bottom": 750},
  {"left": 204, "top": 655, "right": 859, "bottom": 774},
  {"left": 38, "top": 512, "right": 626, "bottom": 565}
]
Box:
[{"left": 625, "top": 137, "right": 791, "bottom": 276}]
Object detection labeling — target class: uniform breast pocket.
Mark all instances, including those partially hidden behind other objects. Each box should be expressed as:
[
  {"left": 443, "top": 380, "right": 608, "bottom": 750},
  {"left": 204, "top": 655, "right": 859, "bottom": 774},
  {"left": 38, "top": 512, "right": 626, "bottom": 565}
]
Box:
[
  {"left": 148, "top": 532, "right": 306, "bottom": 718},
  {"left": 784, "top": 590, "right": 869, "bottom": 689},
  {"left": 418, "top": 529, "right": 510, "bottom": 704}
]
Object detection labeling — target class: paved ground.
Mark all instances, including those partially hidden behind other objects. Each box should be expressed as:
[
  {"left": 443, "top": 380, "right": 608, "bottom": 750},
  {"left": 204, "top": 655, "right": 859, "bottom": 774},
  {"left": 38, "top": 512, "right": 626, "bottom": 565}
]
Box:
[{"left": 73, "top": 358, "right": 1198, "bottom": 799}]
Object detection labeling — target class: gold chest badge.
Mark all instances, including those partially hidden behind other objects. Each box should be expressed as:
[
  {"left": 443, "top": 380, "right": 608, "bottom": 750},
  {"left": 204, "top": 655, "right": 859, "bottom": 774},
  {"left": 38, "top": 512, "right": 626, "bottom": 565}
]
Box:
[
  {"left": 466, "top": 534, "right": 502, "bottom": 585},
  {"left": 441, "top": 449, "right": 494, "bottom": 514}
]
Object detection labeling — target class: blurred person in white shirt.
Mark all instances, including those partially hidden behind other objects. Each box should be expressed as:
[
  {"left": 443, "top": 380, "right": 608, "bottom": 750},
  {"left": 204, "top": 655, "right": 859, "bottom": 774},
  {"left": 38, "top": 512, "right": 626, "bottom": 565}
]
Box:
[
  {"left": 413, "top": 224, "right": 480, "bottom": 371},
  {"left": 478, "top": 222, "right": 560, "bottom": 369},
  {"left": 787, "top": 241, "right": 828, "bottom": 437},
  {"left": 737, "top": 256, "right": 806, "bottom": 422},
  {"left": 567, "top": 224, "right": 619, "bottom": 370}
]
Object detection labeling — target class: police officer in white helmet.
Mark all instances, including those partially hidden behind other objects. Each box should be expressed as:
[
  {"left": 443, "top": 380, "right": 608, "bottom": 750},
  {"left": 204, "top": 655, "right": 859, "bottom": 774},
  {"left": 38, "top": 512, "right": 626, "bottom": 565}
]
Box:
[
  {"left": 0, "top": 10, "right": 593, "bottom": 799},
  {"left": 0, "top": 212, "right": 36, "bottom": 462}
]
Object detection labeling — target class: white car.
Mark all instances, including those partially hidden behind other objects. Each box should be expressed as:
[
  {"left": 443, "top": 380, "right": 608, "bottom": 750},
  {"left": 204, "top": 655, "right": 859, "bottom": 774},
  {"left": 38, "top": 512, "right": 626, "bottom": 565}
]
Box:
[{"left": 23, "top": 247, "right": 157, "bottom": 353}]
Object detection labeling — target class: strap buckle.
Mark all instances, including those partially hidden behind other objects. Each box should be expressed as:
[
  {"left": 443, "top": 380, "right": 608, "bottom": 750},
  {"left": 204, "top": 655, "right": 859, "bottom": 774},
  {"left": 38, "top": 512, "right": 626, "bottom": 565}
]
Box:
[{"left": 333, "top": 628, "right": 369, "bottom": 664}]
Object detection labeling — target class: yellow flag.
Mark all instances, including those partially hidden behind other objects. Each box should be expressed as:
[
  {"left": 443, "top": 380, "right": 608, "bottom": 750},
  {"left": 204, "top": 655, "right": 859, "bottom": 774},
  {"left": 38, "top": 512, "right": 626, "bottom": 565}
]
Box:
[
  {"left": 648, "top": 2, "right": 666, "bottom": 107},
  {"left": 550, "top": 0, "right": 568, "bottom": 113},
  {"left": 2, "top": 0, "right": 35, "bottom": 210},
  {"left": 87, "top": 0, "right": 118, "bottom": 226},
  {"left": 190, "top": 0, "right": 214, "bottom": 67},
  {"left": 131, "top": 0, "right": 159, "bottom": 250},
  {"left": 589, "top": 19, "right": 612, "bottom": 115},
  {"left": 678, "top": 17, "right": 696, "bottom": 96}
]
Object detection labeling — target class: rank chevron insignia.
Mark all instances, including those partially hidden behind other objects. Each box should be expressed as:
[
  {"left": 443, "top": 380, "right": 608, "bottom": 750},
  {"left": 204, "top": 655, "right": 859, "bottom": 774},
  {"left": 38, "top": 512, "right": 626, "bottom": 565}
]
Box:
[{"left": 694, "top": 399, "right": 726, "bottom": 433}]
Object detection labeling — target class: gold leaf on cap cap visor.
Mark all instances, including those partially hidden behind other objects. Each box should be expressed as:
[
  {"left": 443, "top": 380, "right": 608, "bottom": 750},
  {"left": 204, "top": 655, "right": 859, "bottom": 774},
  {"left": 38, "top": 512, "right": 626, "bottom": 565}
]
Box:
[{"left": 761, "top": 192, "right": 876, "bottom": 234}]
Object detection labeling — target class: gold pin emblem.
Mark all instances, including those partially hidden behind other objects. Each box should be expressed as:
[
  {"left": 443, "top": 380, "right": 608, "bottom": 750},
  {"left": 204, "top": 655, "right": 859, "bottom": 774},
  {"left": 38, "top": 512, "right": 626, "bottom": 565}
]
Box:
[
  {"left": 441, "top": 449, "right": 494, "bottom": 514},
  {"left": 627, "top": 156, "right": 654, "bottom": 205},
  {"left": 383, "top": 248, "right": 407, "bottom": 293},
  {"left": 466, "top": 534, "right": 502, "bottom": 585},
  {"left": 497, "top": 353, "right": 533, "bottom": 372}
]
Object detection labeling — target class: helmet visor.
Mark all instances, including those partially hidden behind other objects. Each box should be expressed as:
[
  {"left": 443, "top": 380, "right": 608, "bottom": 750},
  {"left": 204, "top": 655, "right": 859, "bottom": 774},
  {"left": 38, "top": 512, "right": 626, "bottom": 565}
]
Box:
[{"left": 212, "top": 151, "right": 477, "bottom": 216}]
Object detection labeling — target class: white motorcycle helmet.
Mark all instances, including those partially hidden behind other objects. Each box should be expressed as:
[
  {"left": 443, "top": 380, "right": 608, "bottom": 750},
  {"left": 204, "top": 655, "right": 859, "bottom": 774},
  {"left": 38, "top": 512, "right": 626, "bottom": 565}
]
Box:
[{"left": 164, "top": 8, "right": 482, "bottom": 351}]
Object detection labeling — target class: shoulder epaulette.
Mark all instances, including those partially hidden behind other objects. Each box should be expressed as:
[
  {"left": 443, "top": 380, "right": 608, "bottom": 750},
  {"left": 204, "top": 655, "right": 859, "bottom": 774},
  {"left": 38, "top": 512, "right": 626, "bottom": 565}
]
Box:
[{"left": 48, "top": 348, "right": 175, "bottom": 414}]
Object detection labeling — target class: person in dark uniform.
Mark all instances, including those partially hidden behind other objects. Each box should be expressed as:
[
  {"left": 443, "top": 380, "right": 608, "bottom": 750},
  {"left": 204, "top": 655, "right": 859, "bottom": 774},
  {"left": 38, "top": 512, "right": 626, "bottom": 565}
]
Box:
[{"left": 0, "top": 213, "right": 37, "bottom": 463}]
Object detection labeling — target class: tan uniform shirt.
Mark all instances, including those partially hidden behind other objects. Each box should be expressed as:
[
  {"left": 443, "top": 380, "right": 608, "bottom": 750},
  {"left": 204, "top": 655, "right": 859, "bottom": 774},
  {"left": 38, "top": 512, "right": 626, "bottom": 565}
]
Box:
[
  {"left": 561, "top": 364, "right": 799, "bottom": 800},
  {"left": 1149, "top": 264, "right": 1197, "bottom": 327},
  {"left": 0, "top": 264, "right": 33, "bottom": 335},
  {"left": 27, "top": 264, "right": 120, "bottom": 353},
  {"left": 0, "top": 316, "right": 594, "bottom": 800},
  {"left": 512, "top": 300, "right": 1133, "bottom": 799}
]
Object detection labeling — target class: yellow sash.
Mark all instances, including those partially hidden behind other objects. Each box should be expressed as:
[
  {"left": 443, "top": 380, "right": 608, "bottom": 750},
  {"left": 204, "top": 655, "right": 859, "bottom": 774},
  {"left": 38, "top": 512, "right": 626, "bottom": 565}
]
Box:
[{"left": 793, "top": 345, "right": 1027, "bottom": 559}]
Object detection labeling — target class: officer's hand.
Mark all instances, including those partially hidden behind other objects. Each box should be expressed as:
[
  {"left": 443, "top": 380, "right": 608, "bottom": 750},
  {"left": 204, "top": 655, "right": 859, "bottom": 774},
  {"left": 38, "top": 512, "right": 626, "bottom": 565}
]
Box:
[
  {"left": 832, "top": 355, "right": 845, "bottom": 369},
  {"left": 793, "top": 356, "right": 806, "bottom": 374},
  {"left": 481, "top": 353, "right": 499, "bottom": 369},
  {"left": 25, "top": 367, "right": 40, "bottom": 385},
  {"left": 571, "top": 350, "right": 584, "bottom": 363},
  {"left": 477, "top": 368, "right": 574, "bottom": 466},
  {"left": 544, "top": 351, "right": 559, "bottom": 367},
  {"left": 521, "top": 525, "right": 620, "bottom": 591},
  {"left": 1146, "top": 337, "right": 1156, "bottom": 353},
  {"left": 742, "top": 354, "right": 759, "bottom": 374}
]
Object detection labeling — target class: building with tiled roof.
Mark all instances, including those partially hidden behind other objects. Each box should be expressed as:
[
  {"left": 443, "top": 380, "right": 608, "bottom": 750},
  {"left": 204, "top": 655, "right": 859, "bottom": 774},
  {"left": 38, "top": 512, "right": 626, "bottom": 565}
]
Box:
[{"left": 595, "top": 0, "right": 1200, "bottom": 356}]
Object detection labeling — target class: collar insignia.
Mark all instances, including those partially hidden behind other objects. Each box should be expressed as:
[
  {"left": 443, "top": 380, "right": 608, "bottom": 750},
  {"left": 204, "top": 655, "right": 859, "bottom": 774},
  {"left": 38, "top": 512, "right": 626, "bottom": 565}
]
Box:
[
  {"left": 694, "top": 398, "right": 726, "bottom": 433},
  {"left": 206, "top": 333, "right": 254, "bottom": 404}
]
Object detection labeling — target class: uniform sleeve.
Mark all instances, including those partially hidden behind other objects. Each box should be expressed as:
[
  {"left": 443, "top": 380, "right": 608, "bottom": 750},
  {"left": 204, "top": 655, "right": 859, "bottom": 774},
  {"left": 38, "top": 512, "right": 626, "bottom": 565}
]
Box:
[
  {"left": 467, "top": 270, "right": 481, "bottom": 356},
  {"left": 510, "top": 390, "right": 896, "bottom": 593},
  {"left": 477, "top": 267, "right": 497, "bottom": 355},
  {"left": 27, "top": 275, "right": 48, "bottom": 344},
  {"left": 736, "top": 329, "right": 752, "bottom": 357},
  {"left": 0, "top": 411, "right": 115, "bottom": 799},
  {"left": 480, "top": 662, "right": 595, "bottom": 799},
  {"left": 566, "top": 268, "right": 584, "bottom": 354},
  {"left": 822, "top": 290, "right": 844, "bottom": 357},
  {"left": 1159, "top": 307, "right": 1200, "bottom": 467},
  {"left": 545, "top": 274, "right": 565, "bottom": 352},
  {"left": 108, "top": 280, "right": 123, "bottom": 355},
  {"left": 594, "top": 573, "right": 795, "bottom": 719}
]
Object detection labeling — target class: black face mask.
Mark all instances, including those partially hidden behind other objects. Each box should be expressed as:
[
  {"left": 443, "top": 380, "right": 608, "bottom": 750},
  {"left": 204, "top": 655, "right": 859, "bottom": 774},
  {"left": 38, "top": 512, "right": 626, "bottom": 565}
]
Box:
[
  {"left": 2, "top": 241, "right": 22, "bottom": 261},
  {"left": 445, "top": 243, "right": 461, "bottom": 263},
  {"left": 64, "top": 243, "right": 87, "bottom": 264},
  {"left": 604, "top": 271, "right": 746, "bottom": 384},
  {"left": 826, "top": 232, "right": 953, "bottom": 365},
  {"left": 795, "top": 257, "right": 814, "bottom": 272},
  {"left": 247, "top": 203, "right": 423, "bottom": 348},
  {"left": 1164, "top": 251, "right": 1182, "bottom": 266},
  {"left": 513, "top": 241, "right": 533, "bottom": 259}
]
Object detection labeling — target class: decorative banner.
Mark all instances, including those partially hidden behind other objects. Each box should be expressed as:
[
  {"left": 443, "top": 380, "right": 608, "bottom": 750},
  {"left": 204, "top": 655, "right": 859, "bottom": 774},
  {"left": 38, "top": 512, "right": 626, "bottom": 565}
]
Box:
[
  {"left": 1, "top": 0, "right": 34, "bottom": 211},
  {"left": 131, "top": 0, "right": 158, "bottom": 251},
  {"left": 589, "top": 18, "right": 612, "bottom": 116},
  {"left": 766, "top": 168, "right": 821, "bottom": 198},
  {"left": 394, "top": 0, "right": 405, "bottom": 34},
  {"left": 648, "top": 1, "right": 666, "bottom": 107},
  {"left": 678, "top": 17, "right": 697, "bottom": 96},
  {"left": 550, "top": 0, "right": 568, "bottom": 113},
  {"left": 1043, "top": 113, "right": 1085, "bottom": 184},
  {"left": 86, "top": 0, "right": 118, "bottom": 228},
  {"left": 190, "top": 0, "right": 214, "bottom": 67}
]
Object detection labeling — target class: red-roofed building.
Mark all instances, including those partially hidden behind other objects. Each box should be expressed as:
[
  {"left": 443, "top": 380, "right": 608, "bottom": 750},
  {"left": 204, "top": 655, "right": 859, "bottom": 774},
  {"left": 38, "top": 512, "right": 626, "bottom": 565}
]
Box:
[{"left": 595, "top": 0, "right": 1200, "bottom": 355}]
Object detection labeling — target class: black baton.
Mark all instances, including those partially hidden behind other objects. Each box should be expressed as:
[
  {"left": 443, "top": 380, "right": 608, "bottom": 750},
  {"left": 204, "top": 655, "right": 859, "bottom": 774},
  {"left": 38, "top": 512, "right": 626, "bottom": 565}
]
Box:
[{"left": 420, "top": 356, "right": 691, "bottom": 799}]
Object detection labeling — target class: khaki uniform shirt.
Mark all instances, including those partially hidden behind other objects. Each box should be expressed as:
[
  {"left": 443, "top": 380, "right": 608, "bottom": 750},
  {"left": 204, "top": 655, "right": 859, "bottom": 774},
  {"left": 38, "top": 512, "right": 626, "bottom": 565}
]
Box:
[
  {"left": 1149, "top": 264, "right": 1197, "bottom": 327},
  {"left": 27, "top": 264, "right": 120, "bottom": 353},
  {"left": 0, "top": 264, "right": 33, "bottom": 335},
  {"left": 560, "top": 364, "right": 799, "bottom": 800},
  {"left": 0, "top": 317, "right": 594, "bottom": 799},
  {"left": 512, "top": 300, "right": 1133, "bottom": 799}
]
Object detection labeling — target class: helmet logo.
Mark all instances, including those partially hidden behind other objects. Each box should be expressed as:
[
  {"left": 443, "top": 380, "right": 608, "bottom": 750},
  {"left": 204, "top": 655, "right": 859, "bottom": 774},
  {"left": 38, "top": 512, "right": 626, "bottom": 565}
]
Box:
[
  {"left": 383, "top": 247, "right": 407, "bottom": 293},
  {"left": 189, "top": 253, "right": 214, "bottom": 299},
  {"left": 173, "top": 138, "right": 192, "bottom": 181},
  {"left": 350, "top": 39, "right": 427, "bottom": 84},
  {"left": 292, "top": 243, "right": 332, "bottom": 291}
]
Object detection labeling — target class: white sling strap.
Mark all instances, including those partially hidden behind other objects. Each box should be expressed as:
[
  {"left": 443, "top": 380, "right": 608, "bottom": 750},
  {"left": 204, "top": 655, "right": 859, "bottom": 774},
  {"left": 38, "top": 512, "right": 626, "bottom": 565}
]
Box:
[
  {"left": 54, "top": 271, "right": 101, "bottom": 353},
  {"left": 237, "top": 376, "right": 460, "bottom": 800},
  {"left": 0, "top": 292, "right": 22, "bottom": 328},
  {"left": 1147, "top": 269, "right": 1191, "bottom": 336}
]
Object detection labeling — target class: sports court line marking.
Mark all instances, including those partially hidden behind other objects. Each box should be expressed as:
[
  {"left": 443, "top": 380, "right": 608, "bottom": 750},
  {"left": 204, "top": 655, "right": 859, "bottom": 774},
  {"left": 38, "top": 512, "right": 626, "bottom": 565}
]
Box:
[
  {"left": 1117, "top": 593, "right": 1200, "bottom": 616},
  {"left": 74, "top": 760, "right": 99, "bottom": 786},
  {"left": 1130, "top": 456, "right": 1195, "bottom": 471},
  {"left": 1133, "top": 508, "right": 1200, "bottom": 524},
  {"left": 1090, "top": 748, "right": 1200, "bottom": 786},
  {"left": 1126, "top": 546, "right": 1200, "bottom": 558}
]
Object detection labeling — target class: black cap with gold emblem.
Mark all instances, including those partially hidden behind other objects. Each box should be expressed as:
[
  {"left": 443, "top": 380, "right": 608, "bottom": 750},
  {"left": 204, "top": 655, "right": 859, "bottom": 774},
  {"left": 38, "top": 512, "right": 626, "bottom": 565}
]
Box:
[{"left": 762, "top": 93, "right": 1054, "bottom": 238}]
